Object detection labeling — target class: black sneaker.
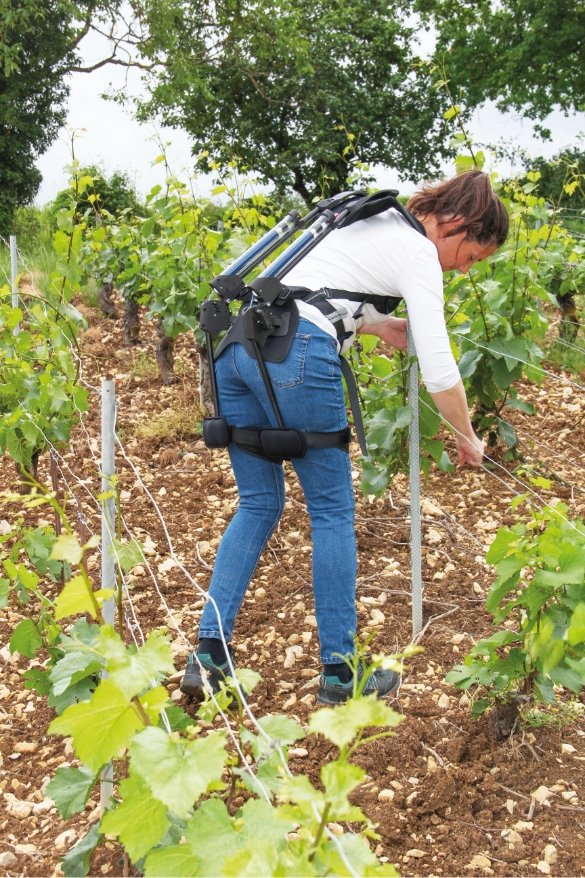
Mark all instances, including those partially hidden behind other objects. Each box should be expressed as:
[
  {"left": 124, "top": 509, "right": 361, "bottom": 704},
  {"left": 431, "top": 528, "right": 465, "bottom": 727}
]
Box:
[
  {"left": 317, "top": 665, "right": 400, "bottom": 706},
  {"left": 180, "top": 649, "right": 236, "bottom": 697}
]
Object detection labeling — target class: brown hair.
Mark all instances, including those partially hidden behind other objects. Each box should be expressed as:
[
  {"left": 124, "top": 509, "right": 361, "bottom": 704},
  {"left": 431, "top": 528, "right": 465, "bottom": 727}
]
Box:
[{"left": 407, "top": 170, "right": 508, "bottom": 248}]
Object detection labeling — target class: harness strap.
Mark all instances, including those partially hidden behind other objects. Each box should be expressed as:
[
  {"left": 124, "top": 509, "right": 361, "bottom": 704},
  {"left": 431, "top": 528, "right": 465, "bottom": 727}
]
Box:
[
  {"left": 231, "top": 425, "right": 351, "bottom": 464},
  {"left": 339, "top": 357, "right": 368, "bottom": 458},
  {"left": 289, "top": 286, "right": 403, "bottom": 317}
]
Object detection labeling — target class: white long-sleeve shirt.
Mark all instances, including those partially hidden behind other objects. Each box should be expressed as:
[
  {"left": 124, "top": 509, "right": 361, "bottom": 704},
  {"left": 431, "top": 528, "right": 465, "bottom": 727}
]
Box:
[{"left": 284, "top": 208, "right": 460, "bottom": 394}]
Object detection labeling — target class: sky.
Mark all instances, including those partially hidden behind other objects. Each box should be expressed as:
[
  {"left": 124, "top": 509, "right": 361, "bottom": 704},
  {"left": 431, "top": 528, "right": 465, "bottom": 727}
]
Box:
[{"left": 35, "top": 30, "right": 585, "bottom": 206}]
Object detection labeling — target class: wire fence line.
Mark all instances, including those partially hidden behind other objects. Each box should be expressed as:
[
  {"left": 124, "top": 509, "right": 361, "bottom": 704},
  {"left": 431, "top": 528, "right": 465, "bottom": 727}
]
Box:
[
  {"left": 513, "top": 426, "right": 585, "bottom": 476},
  {"left": 447, "top": 329, "right": 585, "bottom": 394}
]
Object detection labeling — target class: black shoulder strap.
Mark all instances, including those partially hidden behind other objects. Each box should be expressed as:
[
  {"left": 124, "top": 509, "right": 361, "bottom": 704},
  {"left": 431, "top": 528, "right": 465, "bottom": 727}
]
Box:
[{"left": 336, "top": 190, "right": 426, "bottom": 237}]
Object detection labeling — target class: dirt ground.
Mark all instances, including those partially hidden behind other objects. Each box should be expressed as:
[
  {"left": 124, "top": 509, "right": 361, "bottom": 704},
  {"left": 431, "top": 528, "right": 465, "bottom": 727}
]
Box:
[{"left": 1, "top": 297, "right": 585, "bottom": 878}]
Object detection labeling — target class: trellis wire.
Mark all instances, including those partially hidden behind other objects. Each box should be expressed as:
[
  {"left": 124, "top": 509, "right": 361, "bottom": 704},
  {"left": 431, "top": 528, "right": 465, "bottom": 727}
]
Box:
[
  {"left": 448, "top": 330, "right": 585, "bottom": 395},
  {"left": 418, "top": 396, "right": 585, "bottom": 536}
]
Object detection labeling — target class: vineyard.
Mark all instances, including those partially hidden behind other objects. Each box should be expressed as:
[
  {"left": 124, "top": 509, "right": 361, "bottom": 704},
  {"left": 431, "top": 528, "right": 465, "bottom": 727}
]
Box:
[{"left": 2, "top": 151, "right": 585, "bottom": 878}]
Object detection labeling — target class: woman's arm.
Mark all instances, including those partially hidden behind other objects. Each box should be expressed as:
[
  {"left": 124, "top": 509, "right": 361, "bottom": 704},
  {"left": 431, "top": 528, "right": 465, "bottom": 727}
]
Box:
[
  {"left": 430, "top": 382, "right": 484, "bottom": 466},
  {"left": 357, "top": 316, "right": 407, "bottom": 350},
  {"left": 358, "top": 318, "right": 484, "bottom": 466}
]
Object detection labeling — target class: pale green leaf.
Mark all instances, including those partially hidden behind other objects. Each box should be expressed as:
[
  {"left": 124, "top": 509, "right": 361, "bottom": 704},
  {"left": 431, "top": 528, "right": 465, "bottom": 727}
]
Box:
[
  {"left": 50, "top": 533, "right": 83, "bottom": 565},
  {"left": 62, "top": 825, "right": 102, "bottom": 878},
  {"left": 308, "top": 693, "right": 402, "bottom": 749},
  {"left": 49, "top": 679, "right": 144, "bottom": 773},
  {"left": 130, "top": 726, "right": 228, "bottom": 818},
  {"left": 144, "top": 845, "right": 200, "bottom": 878},
  {"left": 9, "top": 619, "right": 42, "bottom": 657},
  {"left": 98, "top": 626, "right": 174, "bottom": 699},
  {"left": 54, "top": 575, "right": 96, "bottom": 620},
  {"left": 101, "top": 774, "right": 169, "bottom": 861},
  {"left": 46, "top": 765, "right": 96, "bottom": 820}
]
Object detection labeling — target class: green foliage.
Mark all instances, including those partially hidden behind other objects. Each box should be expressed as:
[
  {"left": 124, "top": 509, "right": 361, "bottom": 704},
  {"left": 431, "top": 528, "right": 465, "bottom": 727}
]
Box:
[
  {"left": 49, "top": 165, "right": 142, "bottom": 227},
  {"left": 46, "top": 765, "right": 96, "bottom": 820},
  {"left": 132, "top": 0, "right": 451, "bottom": 204},
  {"left": 0, "top": 173, "right": 90, "bottom": 472},
  {"left": 3, "top": 492, "right": 404, "bottom": 876},
  {"left": 426, "top": 0, "right": 585, "bottom": 122},
  {"left": 446, "top": 501, "right": 585, "bottom": 713}
]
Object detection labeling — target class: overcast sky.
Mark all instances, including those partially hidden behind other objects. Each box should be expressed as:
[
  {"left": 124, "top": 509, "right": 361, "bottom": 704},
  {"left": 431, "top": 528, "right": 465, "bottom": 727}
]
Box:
[{"left": 35, "top": 30, "right": 585, "bottom": 205}]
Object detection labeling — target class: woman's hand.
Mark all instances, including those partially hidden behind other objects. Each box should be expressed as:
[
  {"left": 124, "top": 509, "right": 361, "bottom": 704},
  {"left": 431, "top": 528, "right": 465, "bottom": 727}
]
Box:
[
  {"left": 455, "top": 432, "right": 485, "bottom": 466},
  {"left": 358, "top": 317, "right": 408, "bottom": 351},
  {"left": 431, "top": 381, "right": 485, "bottom": 467}
]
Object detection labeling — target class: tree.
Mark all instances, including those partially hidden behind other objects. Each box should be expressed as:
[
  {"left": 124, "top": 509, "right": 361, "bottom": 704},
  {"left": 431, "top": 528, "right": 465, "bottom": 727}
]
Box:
[
  {"left": 0, "top": 0, "right": 128, "bottom": 236},
  {"left": 0, "top": 1, "right": 75, "bottom": 235},
  {"left": 421, "top": 0, "right": 585, "bottom": 124},
  {"left": 49, "top": 164, "right": 141, "bottom": 225},
  {"left": 133, "top": 0, "right": 452, "bottom": 204}
]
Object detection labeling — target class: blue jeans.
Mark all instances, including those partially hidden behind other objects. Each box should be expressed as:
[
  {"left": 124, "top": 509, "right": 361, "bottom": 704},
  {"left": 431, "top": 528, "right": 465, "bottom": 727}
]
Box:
[{"left": 198, "top": 319, "right": 357, "bottom": 664}]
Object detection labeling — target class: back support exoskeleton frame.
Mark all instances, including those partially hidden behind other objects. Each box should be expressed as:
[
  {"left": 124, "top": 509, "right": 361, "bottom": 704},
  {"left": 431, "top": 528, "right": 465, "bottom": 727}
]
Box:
[{"left": 198, "top": 189, "right": 425, "bottom": 463}]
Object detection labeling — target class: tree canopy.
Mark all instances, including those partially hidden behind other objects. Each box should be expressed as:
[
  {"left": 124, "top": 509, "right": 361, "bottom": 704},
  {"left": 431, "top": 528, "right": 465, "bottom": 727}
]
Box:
[
  {"left": 133, "top": 0, "right": 452, "bottom": 204},
  {"left": 50, "top": 164, "right": 141, "bottom": 224},
  {"left": 422, "top": 0, "right": 585, "bottom": 124}
]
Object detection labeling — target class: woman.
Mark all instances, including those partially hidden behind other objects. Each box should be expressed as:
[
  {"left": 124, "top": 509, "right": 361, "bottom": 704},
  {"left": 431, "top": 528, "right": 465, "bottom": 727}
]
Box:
[{"left": 182, "top": 169, "right": 508, "bottom": 705}]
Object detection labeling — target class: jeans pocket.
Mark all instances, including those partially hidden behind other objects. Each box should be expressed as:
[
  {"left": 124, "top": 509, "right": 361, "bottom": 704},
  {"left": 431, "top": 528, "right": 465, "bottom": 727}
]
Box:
[{"left": 259, "top": 333, "right": 310, "bottom": 389}]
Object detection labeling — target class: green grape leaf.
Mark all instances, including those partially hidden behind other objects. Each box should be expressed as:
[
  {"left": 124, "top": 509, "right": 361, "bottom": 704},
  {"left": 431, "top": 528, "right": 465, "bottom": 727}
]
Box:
[
  {"left": 471, "top": 698, "right": 490, "bottom": 717},
  {"left": 222, "top": 799, "right": 293, "bottom": 876},
  {"left": 568, "top": 603, "right": 585, "bottom": 646},
  {"left": 361, "top": 460, "right": 389, "bottom": 496},
  {"left": 321, "top": 830, "right": 386, "bottom": 876},
  {"left": 321, "top": 761, "right": 367, "bottom": 820},
  {"left": 183, "top": 798, "right": 239, "bottom": 869},
  {"left": 418, "top": 389, "right": 441, "bottom": 435},
  {"left": 233, "top": 667, "right": 263, "bottom": 695},
  {"left": 253, "top": 713, "right": 304, "bottom": 758},
  {"left": 49, "top": 677, "right": 96, "bottom": 715},
  {"left": 23, "top": 667, "right": 51, "bottom": 695},
  {"left": 9, "top": 619, "right": 42, "bottom": 658},
  {"left": 54, "top": 575, "right": 97, "bottom": 620},
  {"left": 49, "top": 651, "right": 103, "bottom": 696},
  {"left": 49, "top": 679, "right": 144, "bottom": 772},
  {"left": 60, "top": 618, "right": 102, "bottom": 649},
  {"left": 533, "top": 673, "right": 556, "bottom": 704},
  {"left": 62, "top": 825, "right": 102, "bottom": 878},
  {"left": 158, "top": 705, "right": 195, "bottom": 732},
  {"left": 98, "top": 626, "right": 175, "bottom": 699},
  {"left": 498, "top": 418, "right": 517, "bottom": 448},
  {"left": 457, "top": 348, "right": 482, "bottom": 379},
  {"left": 144, "top": 845, "right": 200, "bottom": 878},
  {"left": 486, "top": 529, "right": 521, "bottom": 565},
  {"left": 100, "top": 774, "right": 169, "bottom": 861},
  {"left": 46, "top": 765, "right": 96, "bottom": 820},
  {"left": 308, "top": 693, "right": 402, "bottom": 748},
  {"left": 109, "top": 538, "right": 145, "bottom": 573},
  {"left": 130, "top": 726, "right": 228, "bottom": 818},
  {"left": 49, "top": 533, "right": 83, "bottom": 565}
]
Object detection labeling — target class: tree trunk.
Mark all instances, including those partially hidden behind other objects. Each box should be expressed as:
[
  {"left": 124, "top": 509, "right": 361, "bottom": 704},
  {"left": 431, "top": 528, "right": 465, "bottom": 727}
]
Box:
[
  {"left": 196, "top": 340, "right": 214, "bottom": 416},
  {"left": 156, "top": 320, "right": 177, "bottom": 385},
  {"left": 557, "top": 291, "right": 580, "bottom": 342},
  {"left": 123, "top": 299, "right": 141, "bottom": 346},
  {"left": 98, "top": 282, "right": 119, "bottom": 319},
  {"left": 15, "top": 449, "right": 40, "bottom": 494}
]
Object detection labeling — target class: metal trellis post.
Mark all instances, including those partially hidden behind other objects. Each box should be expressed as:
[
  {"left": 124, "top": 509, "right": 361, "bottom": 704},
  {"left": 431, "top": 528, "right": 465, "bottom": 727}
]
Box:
[
  {"left": 100, "top": 379, "right": 117, "bottom": 814},
  {"left": 407, "top": 320, "right": 423, "bottom": 636},
  {"left": 10, "top": 235, "right": 19, "bottom": 335}
]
